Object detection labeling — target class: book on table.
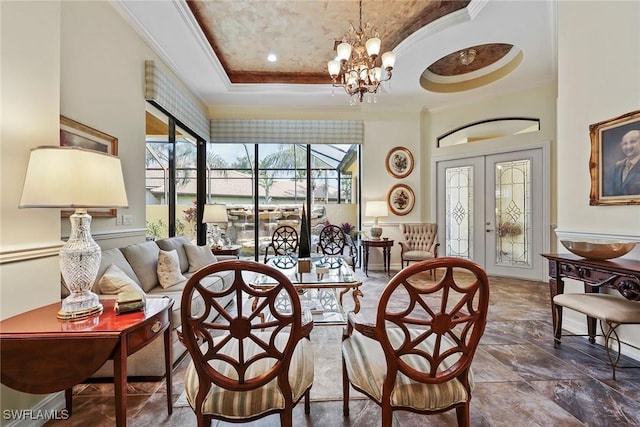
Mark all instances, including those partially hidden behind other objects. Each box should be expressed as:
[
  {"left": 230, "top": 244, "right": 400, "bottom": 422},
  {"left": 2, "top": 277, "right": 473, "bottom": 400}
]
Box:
[{"left": 114, "top": 291, "right": 146, "bottom": 315}]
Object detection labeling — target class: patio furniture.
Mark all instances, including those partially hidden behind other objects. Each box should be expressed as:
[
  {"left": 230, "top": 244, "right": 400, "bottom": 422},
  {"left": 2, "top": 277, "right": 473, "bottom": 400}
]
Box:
[
  {"left": 264, "top": 225, "right": 299, "bottom": 263},
  {"left": 317, "top": 225, "right": 356, "bottom": 269}
]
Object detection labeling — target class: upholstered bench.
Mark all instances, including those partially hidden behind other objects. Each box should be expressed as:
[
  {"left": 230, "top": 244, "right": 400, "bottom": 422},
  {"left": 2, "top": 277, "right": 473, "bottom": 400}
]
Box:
[{"left": 553, "top": 293, "right": 640, "bottom": 379}]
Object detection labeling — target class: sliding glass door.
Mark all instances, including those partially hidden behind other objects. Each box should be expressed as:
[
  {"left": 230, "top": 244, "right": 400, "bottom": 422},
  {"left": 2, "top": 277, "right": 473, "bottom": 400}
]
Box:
[{"left": 205, "top": 143, "right": 359, "bottom": 260}]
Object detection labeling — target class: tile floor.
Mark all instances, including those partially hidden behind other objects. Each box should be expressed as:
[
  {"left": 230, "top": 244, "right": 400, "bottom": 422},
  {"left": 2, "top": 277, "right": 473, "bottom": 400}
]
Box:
[{"left": 45, "top": 270, "right": 640, "bottom": 426}]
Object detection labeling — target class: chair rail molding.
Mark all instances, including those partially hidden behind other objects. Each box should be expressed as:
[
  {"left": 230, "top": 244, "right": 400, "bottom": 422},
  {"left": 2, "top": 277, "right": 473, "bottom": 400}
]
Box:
[{"left": 0, "top": 241, "right": 63, "bottom": 265}]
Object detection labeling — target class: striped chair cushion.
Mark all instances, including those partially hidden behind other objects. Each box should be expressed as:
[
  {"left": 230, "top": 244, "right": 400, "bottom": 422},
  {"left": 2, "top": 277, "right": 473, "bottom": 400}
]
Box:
[
  {"left": 342, "top": 328, "right": 473, "bottom": 411},
  {"left": 184, "top": 332, "right": 314, "bottom": 419}
]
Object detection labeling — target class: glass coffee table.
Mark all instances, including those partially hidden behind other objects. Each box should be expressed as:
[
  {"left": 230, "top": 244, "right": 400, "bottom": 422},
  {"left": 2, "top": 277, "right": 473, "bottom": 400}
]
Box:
[{"left": 251, "top": 255, "right": 363, "bottom": 325}]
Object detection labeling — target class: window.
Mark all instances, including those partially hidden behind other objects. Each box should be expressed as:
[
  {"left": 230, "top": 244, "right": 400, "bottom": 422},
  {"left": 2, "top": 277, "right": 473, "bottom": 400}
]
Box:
[
  {"left": 206, "top": 143, "right": 360, "bottom": 259},
  {"left": 145, "top": 108, "right": 362, "bottom": 258}
]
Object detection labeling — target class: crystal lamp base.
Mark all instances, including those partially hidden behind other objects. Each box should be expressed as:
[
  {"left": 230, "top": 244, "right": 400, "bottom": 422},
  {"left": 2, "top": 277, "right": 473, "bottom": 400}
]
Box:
[
  {"left": 57, "top": 291, "right": 103, "bottom": 320},
  {"left": 58, "top": 209, "right": 103, "bottom": 321}
]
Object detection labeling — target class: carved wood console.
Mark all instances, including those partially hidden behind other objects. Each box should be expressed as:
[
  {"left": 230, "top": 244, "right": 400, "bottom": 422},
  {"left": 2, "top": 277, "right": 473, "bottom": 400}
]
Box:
[{"left": 541, "top": 253, "right": 640, "bottom": 343}]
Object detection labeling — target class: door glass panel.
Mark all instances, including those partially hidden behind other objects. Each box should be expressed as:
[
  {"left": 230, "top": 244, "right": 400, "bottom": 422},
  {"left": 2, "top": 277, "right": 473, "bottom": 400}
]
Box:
[
  {"left": 206, "top": 143, "right": 255, "bottom": 258},
  {"left": 495, "top": 159, "right": 531, "bottom": 266},
  {"left": 257, "top": 144, "right": 308, "bottom": 259},
  {"left": 145, "top": 110, "right": 169, "bottom": 240},
  {"left": 445, "top": 166, "right": 473, "bottom": 259},
  {"left": 174, "top": 124, "right": 197, "bottom": 241}
]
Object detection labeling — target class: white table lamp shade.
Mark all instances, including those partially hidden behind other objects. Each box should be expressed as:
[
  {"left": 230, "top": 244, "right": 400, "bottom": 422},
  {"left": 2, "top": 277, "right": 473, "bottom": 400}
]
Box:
[
  {"left": 203, "top": 204, "right": 228, "bottom": 223},
  {"left": 20, "top": 146, "right": 128, "bottom": 208},
  {"left": 365, "top": 201, "right": 388, "bottom": 240},
  {"left": 365, "top": 201, "right": 389, "bottom": 219},
  {"left": 19, "top": 146, "right": 129, "bottom": 320}
]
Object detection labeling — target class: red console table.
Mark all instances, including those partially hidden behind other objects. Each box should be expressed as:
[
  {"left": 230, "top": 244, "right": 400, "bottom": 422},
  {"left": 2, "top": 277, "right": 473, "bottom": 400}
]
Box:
[
  {"left": 541, "top": 253, "right": 640, "bottom": 342},
  {"left": 0, "top": 297, "right": 174, "bottom": 426}
]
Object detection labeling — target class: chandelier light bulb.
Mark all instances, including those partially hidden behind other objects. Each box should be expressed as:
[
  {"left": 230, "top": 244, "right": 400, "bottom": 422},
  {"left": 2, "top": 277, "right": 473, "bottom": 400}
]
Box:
[
  {"left": 365, "top": 37, "right": 381, "bottom": 57},
  {"left": 327, "top": 0, "right": 394, "bottom": 104},
  {"left": 328, "top": 60, "right": 341, "bottom": 77},
  {"left": 381, "top": 51, "right": 396, "bottom": 70},
  {"left": 336, "top": 42, "right": 353, "bottom": 61},
  {"left": 373, "top": 67, "right": 382, "bottom": 82}
]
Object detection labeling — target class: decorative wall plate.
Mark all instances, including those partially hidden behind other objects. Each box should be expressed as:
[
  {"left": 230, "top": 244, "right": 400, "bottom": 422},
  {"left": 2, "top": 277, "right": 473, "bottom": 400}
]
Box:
[
  {"left": 387, "top": 184, "right": 415, "bottom": 216},
  {"left": 385, "top": 146, "right": 414, "bottom": 179}
]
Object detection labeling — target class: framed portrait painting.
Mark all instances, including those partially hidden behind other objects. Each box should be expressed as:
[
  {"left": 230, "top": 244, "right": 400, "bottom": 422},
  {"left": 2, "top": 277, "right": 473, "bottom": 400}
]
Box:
[
  {"left": 589, "top": 110, "right": 640, "bottom": 205},
  {"left": 387, "top": 184, "right": 415, "bottom": 216},
  {"left": 60, "top": 116, "right": 119, "bottom": 217},
  {"left": 385, "top": 146, "right": 414, "bottom": 179}
]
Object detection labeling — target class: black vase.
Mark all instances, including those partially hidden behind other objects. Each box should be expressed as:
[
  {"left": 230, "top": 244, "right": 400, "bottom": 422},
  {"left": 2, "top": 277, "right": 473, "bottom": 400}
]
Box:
[{"left": 298, "top": 206, "right": 311, "bottom": 258}]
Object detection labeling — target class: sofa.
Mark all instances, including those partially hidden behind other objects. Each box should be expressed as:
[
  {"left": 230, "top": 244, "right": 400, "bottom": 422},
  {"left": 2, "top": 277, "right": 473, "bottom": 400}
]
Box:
[{"left": 83, "top": 236, "right": 236, "bottom": 379}]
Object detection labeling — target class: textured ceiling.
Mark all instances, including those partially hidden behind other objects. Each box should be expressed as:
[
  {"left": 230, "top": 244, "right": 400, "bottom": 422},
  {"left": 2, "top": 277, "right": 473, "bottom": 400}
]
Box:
[
  {"left": 187, "top": 0, "right": 471, "bottom": 84},
  {"left": 428, "top": 43, "right": 513, "bottom": 76},
  {"left": 112, "top": 0, "right": 556, "bottom": 111}
]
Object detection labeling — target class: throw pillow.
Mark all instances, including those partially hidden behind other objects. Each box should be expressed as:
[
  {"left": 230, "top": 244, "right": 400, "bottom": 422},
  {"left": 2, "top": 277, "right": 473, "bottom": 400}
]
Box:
[
  {"left": 157, "top": 249, "right": 187, "bottom": 289},
  {"left": 99, "top": 264, "right": 145, "bottom": 295},
  {"left": 184, "top": 244, "right": 218, "bottom": 272}
]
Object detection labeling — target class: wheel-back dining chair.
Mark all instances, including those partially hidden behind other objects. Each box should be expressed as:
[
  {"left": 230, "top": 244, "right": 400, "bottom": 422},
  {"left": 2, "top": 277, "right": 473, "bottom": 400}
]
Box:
[
  {"left": 264, "top": 225, "right": 298, "bottom": 263},
  {"left": 317, "top": 224, "right": 356, "bottom": 269},
  {"left": 342, "top": 257, "right": 490, "bottom": 427},
  {"left": 179, "top": 260, "right": 314, "bottom": 427}
]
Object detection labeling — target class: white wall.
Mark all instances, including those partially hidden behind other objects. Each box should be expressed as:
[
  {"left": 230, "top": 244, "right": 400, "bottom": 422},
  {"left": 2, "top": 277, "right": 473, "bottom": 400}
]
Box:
[
  {"left": 556, "top": 1, "right": 640, "bottom": 353},
  {"left": 59, "top": 1, "right": 151, "bottom": 244},
  {"left": 0, "top": 0, "right": 165, "bottom": 416},
  {"left": 0, "top": 0, "right": 65, "bottom": 417},
  {"left": 426, "top": 83, "right": 558, "bottom": 221},
  {"left": 1, "top": 0, "right": 63, "bottom": 315},
  {"left": 557, "top": 1, "right": 640, "bottom": 235}
]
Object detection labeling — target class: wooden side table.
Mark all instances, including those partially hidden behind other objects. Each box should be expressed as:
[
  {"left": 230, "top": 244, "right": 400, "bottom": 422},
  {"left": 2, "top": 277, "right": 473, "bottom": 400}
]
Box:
[
  {"left": 0, "top": 297, "right": 174, "bottom": 427},
  {"left": 212, "top": 244, "right": 242, "bottom": 258},
  {"left": 361, "top": 239, "right": 394, "bottom": 277}
]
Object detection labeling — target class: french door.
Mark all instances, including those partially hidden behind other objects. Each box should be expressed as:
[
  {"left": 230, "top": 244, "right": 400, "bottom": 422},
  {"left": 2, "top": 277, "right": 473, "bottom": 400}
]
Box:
[{"left": 436, "top": 148, "right": 547, "bottom": 281}]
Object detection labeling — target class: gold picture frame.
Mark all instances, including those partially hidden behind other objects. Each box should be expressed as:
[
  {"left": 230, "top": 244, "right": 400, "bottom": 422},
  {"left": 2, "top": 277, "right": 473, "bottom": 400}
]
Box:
[
  {"left": 387, "top": 184, "right": 415, "bottom": 216},
  {"left": 60, "top": 116, "right": 119, "bottom": 217},
  {"left": 385, "top": 146, "right": 414, "bottom": 179},
  {"left": 589, "top": 110, "right": 640, "bottom": 205}
]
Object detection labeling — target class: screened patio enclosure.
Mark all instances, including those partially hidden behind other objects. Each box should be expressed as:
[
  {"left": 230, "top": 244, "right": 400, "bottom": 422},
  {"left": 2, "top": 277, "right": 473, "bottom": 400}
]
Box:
[{"left": 145, "top": 138, "right": 360, "bottom": 260}]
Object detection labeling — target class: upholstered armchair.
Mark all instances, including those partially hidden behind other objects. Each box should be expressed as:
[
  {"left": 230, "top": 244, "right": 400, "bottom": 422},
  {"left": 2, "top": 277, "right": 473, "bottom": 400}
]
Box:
[
  {"left": 179, "top": 260, "right": 314, "bottom": 427},
  {"left": 342, "top": 257, "right": 490, "bottom": 426},
  {"left": 398, "top": 223, "right": 439, "bottom": 268}
]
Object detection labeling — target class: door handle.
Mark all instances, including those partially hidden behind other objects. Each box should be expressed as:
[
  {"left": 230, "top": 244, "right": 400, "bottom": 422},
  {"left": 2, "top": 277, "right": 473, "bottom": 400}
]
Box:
[{"left": 486, "top": 229, "right": 493, "bottom": 232}]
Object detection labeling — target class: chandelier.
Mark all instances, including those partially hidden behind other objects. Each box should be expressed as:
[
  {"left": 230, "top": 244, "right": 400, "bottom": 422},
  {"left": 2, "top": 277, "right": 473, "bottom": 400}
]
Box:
[{"left": 327, "top": 0, "right": 396, "bottom": 105}]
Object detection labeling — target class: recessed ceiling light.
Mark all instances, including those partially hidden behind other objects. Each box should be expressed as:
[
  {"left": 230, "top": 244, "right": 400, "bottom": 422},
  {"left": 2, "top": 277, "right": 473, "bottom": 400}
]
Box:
[{"left": 267, "top": 54, "right": 277, "bottom": 63}]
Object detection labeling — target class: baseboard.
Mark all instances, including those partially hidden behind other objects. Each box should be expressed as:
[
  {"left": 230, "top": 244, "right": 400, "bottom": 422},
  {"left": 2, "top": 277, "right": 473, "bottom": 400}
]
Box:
[{"left": 2, "top": 392, "right": 67, "bottom": 427}]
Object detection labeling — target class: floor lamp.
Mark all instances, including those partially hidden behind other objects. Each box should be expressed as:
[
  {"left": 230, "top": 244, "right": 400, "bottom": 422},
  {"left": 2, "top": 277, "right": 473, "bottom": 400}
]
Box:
[{"left": 20, "top": 146, "right": 129, "bottom": 320}]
